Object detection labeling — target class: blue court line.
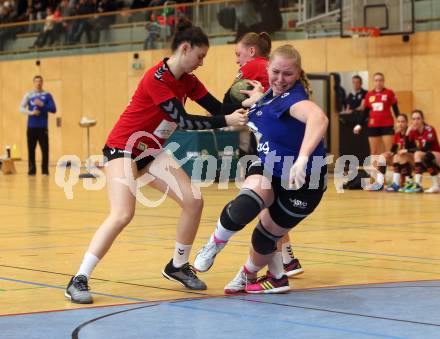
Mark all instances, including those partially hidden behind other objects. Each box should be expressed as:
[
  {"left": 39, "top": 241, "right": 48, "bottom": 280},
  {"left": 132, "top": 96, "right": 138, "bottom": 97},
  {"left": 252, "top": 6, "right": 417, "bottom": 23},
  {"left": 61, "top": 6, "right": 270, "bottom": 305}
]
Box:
[
  {"left": 71, "top": 303, "right": 160, "bottom": 339},
  {"left": 0, "top": 277, "right": 148, "bottom": 302},
  {"left": 0, "top": 264, "right": 210, "bottom": 297},
  {"left": 167, "top": 302, "right": 405, "bottom": 339},
  {"left": 240, "top": 297, "right": 440, "bottom": 328}
]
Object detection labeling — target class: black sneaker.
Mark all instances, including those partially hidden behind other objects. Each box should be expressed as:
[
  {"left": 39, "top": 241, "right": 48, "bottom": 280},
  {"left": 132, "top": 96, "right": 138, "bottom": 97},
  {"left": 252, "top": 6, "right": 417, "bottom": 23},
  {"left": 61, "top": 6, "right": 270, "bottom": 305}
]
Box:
[
  {"left": 283, "top": 258, "right": 304, "bottom": 277},
  {"left": 162, "top": 259, "right": 207, "bottom": 290},
  {"left": 65, "top": 275, "right": 93, "bottom": 304}
]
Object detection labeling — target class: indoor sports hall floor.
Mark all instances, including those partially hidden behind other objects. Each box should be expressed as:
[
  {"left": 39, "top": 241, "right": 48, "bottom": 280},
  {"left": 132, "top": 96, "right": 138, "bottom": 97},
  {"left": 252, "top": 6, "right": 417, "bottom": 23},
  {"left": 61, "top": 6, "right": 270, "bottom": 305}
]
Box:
[{"left": 1, "top": 164, "right": 439, "bottom": 338}]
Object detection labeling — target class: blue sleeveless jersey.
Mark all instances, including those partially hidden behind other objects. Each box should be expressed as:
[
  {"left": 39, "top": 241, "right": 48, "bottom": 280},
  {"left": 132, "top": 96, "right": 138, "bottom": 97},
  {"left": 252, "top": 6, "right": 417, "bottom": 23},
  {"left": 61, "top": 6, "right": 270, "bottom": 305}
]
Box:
[{"left": 247, "top": 81, "right": 326, "bottom": 179}]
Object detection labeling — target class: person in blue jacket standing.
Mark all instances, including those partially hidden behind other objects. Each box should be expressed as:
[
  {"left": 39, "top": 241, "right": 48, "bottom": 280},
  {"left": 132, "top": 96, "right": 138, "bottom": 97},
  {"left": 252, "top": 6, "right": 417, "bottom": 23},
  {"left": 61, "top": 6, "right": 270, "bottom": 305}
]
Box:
[{"left": 19, "top": 75, "right": 57, "bottom": 176}]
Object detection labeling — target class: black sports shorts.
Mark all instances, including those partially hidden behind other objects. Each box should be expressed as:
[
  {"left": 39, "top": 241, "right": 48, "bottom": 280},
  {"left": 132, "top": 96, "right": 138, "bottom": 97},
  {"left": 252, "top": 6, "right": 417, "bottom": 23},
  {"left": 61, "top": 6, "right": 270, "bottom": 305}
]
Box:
[
  {"left": 246, "top": 160, "right": 326, "bottom": 229},
  {"left": 368, "top": 126, "right": 394, "bottom": 137},
  {"left": 103, "top": 145, "right": 155, "bottom": 172}
]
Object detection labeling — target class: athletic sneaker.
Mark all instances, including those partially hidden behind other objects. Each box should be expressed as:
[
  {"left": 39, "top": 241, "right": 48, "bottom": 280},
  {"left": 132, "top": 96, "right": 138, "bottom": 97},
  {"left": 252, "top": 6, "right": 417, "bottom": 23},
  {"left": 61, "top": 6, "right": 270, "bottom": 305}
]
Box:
[
  {"left": 193, "top": 239, "right": 226, "bottom": 272},
  {"left": 385, "top": 183, "right": 400, "bottom": 192},
  {"left": 224, "top": 267, "right": 256, "bottom": 294},
  {"left": 399, "top": 181, "right": 414, "bottom": 192},
  {"left": 364, "top": 183, "right": 383, "bottom": 191},
  {"left": 425, "top": 186, "right": 440, "bottom": 193},
  {"left": 283, "top": 258, "right": 304, "bottom": 277},
  {"left": 65, "top": 275, "right": 93, "bottom": 304},
  {"left": 245, "top": 272, "right": 290, "bottom": 294},
  {"left": 162, "top": 259, "right": 207, "bottom": 290},
  {"left": 402, "top": 183, "right": 423, "bottom": 193}
]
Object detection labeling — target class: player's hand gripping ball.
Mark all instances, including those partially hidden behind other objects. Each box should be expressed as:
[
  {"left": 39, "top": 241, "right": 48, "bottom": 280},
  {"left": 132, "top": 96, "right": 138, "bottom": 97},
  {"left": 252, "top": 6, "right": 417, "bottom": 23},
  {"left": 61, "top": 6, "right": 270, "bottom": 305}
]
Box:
[{"left": 229, "top": 79, "right": 254, "bottom": 104}]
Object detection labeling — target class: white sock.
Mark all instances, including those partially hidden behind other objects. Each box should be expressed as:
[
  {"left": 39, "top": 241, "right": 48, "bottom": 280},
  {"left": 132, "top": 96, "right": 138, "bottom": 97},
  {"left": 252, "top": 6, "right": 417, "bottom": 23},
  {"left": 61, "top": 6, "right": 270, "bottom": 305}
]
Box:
[
  {"left": 281, "top": 242, "right": 294, "bottom": 264},
  {"left": 431, "top": 175, "right": 439, "bottom": 188},
  {"left": 376, "top": 172, "right": 385, "bottom": 185},
  {"left": 173, "top": 242, "right": 192, "bottom": 268},
  {"left": 213, "top": 219, "right": 236, "bottom": 243},
  {"left": 415, "top": 173, "right": 422, "bottom": 185},
  {"left": 244, "top": 257, "right": 262, "bottom": 274},
  {"left": 76, "top": 252, "right": 100, "bottom": 279},
  {"left": 392, "top": 172, "right": 401, "bottom": 185},
  {"left": 268, "top": 251, "right": 284, "bottom": 279}
]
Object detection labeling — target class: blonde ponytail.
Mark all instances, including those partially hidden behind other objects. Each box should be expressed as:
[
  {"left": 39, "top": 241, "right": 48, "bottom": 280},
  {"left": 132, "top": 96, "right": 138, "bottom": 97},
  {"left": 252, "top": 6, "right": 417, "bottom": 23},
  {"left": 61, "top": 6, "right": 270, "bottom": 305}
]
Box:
[{"left": 299, "top": 69, "right": 313, "bottom": 97}]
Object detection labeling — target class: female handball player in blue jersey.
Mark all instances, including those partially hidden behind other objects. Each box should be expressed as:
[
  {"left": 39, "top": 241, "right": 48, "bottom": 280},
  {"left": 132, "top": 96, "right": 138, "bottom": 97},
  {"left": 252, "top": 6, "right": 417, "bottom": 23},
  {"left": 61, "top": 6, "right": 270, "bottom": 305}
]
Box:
[{"left": 194, "top": 44, "right": 328, "bottom": 293}]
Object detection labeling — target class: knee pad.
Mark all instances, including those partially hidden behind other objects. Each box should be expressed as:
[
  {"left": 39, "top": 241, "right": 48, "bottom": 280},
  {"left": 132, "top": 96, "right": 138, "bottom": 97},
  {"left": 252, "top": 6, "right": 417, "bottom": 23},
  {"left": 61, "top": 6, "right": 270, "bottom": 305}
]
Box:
[
  {"left": 400, "top": 163, "right": 412, "bottom": 176},
  {"left": 220, "top": 188, "right": 265, "bottom": 232},
  {"left": 414, "top": 162, "right": 424, "bottom": 174},
  {"left": 251, "top": 222, "right": 281, "bottom": 255},
  {"left": 423, "top": 152, "right": 435, "bottom": 165},
  {"left": 378, "top": 165, "right": 386, "bottom": 175},
  {"left": 422, "top": 152, "right": 439, "bottom": 174},
  {"left": 422, "top": 152, "right": 439, "bottom": 168}
]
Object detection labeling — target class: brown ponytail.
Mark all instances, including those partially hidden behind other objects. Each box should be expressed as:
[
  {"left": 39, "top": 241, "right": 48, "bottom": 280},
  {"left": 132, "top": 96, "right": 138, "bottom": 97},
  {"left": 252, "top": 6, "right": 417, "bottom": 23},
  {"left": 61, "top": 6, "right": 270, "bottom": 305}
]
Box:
[
  {"left": 171, "top": 20, "right": 209, "bottom": 52},
  {"left": 238, "top": 31, "right": 272, "bottom": 58}
]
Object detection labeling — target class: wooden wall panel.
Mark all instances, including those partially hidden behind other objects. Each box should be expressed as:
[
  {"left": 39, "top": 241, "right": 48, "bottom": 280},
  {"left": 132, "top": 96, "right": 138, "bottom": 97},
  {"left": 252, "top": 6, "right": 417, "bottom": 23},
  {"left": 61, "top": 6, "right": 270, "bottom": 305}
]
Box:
[
  {"left": 412, "top": 31, "right": 440, "bottom": 55},
  {"left": 326, "top": 37, "right": 368, "bottom": 72},
  {"left": 432, "top": 89, "right": 440, "bottom": 131},
  {"left": 412, "top": 55, "right": 440, "bottom": 91},
  {"left": 285, "top": 39, "right": 327, "bottom": 73},
  {"left": 367, "top": 55, "right": 412, "bottom": 92},
  {"left": 190, "top": 44, "right": 237, "bottom": 115},
  {"left": 1, "top": 30, "right": 440, "bottom": 166},
  {"left": 411, "top": 52, "right": 440, "bottom": 129},
  {"left": 413, "top": 90, "right": 433, "bottom": 115},
  {"left": 2, "top": 61, "right": 27, "bottom": 160},
  {"left": 80, "top": 55, "right": 105, "bottom": 158},
  {"left": 0, "top": 63, "right": 3, "bottom": 154},
  {"left": 395, "top": 90, "right": 413, "bottom": 115},
  {"left": 200, "top": 44, "right": 237, "bottom": 98},
  {"left": 103, "top": 53, "right": 129, "bottom": 141},
  {"left": 39, "top": 57, "right": 61, "bottom": 81},
  {"left": 367, "top": 35, "right": 412, "bottom": 59},
  {"left": 60, "top": 56, "right": 82, "bottom": 158}
]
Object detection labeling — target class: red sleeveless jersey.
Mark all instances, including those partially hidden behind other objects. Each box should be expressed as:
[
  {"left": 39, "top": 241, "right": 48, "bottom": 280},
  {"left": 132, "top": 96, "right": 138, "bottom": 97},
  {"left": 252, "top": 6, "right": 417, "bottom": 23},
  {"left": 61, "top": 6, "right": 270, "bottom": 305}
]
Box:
[{"left": 364, "top": 88, "right": 397, "bottom": 127}]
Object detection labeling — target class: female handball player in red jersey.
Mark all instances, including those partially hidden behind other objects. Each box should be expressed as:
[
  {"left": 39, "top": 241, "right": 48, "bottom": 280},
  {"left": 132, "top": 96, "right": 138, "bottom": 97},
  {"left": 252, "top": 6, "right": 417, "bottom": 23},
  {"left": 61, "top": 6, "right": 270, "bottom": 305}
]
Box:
[
  {"left": 382, "top": 113, "right": 414, "bottom": 192},
  {"left": 354, "top": 72, "right": 400, "bottom": 190},
  {"left": 65, "top": 22, "right": 251, "bottom": 304},
  {"left": 404, "top": 109, "right": 440, "bottom": 193}
]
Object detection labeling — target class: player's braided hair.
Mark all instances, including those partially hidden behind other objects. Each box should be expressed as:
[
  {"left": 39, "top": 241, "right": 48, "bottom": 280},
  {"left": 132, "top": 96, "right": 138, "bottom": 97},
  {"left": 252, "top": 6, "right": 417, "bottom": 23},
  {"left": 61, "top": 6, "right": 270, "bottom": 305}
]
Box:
[{"left": 299, "top": 69, "right": 313, "bottom": 97}]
